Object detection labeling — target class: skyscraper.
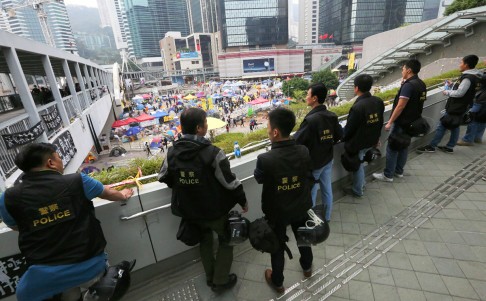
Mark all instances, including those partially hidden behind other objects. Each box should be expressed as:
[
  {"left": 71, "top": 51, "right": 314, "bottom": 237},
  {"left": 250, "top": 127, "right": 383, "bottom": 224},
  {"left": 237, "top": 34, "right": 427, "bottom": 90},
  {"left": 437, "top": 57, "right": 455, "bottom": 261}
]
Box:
[
  {"left": 298, "top": 0, "right": 319, "bottom": 44},
  {"left": 98, "top": 0, "right": 133, "bottom": 54},
  {"left": 219, "top": 0, "right": 288, "bottom": 49},
  {"left": 124, "top": 0, "right": 190, "bottom": 58},
  {"left": 0, "top": 0, "right": 76, "bottom": 52},
  {"left": 319, "top": 0, "right": 441, "bottom": 45},
  {"left": 186, "top": 0, "right": 219, "bottom": 34},
  {"left": 96, "top": 0, "right": 112, "bottom": 28}
]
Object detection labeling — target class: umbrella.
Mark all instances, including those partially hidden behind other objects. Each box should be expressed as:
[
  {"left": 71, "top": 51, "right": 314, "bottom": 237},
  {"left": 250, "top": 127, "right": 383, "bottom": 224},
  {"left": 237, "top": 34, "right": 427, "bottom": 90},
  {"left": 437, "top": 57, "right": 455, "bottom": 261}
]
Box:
[
  {"left": 126, "top": 126, "right": 141, "bottom": 136},
  {"left": 151, "top": 110, "right": 168, "bottom": 118},
  {"left": 152, "top": 136, "right": 162, "bottom": 143},
  {"left": 132, "top": 96, "right": 143, "bottom": 103},
  {"left": 142, "top": 94, "right": 151, "bottom": 99},
  {"left": 136, "top": 104, "right": 145, "bottom": 110},
  {"left": 196, "top": 91, "right": 205, "bottom": 97},
  {"left": 207, "top": 117, "right": 227, "bottom": 130},
  {"left": 166, "top": 130, "right": 175, "bottom": 136}
]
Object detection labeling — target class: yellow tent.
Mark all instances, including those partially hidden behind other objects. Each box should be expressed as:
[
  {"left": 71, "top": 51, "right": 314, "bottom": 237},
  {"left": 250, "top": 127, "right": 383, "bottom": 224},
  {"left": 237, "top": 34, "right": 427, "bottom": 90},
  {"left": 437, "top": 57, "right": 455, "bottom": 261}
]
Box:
[
  {"left": 183, "top": 94, "right": 197, "bottom": 100},
  {"left": 207, "top": 117, "right": 227, "bottom": 130},
  {"left": 243, "top": 95, "right": 250, "bottom": 102}
]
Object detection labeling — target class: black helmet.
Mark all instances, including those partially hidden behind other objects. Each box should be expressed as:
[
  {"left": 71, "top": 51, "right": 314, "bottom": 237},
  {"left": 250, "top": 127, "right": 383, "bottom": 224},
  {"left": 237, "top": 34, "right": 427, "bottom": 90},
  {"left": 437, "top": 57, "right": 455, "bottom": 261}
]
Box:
[
  {"left": 296, "top": 205, "right": 330, "bottom": 246},
  {"left": 362, "top": 148, "right": 382, "bottom": 164},
  {"left": 85, "top": 260, "right": 136, "bottom": 301},
  {"left": 227, "top": 211, "right": 250, "bottom": 246},
  {"left": 341, "top": 151, "right": 361, "bottom": 172}
]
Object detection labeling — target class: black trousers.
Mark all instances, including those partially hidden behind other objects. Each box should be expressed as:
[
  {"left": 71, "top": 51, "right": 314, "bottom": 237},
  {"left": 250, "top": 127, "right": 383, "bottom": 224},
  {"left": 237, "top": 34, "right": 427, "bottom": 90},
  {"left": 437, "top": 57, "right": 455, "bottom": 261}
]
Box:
[{"left": 270, "top": 217, "right": 313, "bottom": 287}]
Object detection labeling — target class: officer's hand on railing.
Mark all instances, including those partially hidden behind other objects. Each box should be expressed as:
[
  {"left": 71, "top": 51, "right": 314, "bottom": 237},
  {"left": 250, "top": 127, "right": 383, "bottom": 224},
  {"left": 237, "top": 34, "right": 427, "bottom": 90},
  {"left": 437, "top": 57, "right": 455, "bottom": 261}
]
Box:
[
  {"left": 241, "top": 202, "right": 249, "bottom": 213},
  {"left": 122, "top": 188, "right": 134, "bottom": 201}
]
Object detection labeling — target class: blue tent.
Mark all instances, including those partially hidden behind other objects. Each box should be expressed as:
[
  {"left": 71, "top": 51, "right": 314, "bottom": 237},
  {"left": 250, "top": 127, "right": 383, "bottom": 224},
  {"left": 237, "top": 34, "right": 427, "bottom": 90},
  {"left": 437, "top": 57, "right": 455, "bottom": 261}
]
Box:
[
  {"left": 126, "top": 126, "right": 141, "bottom": 136},
  {"left": 152, "top": 110, "right": 168, "bottom": 118},
  {"left": 136, "top": 104, "right": 144, "bottom": 110},
  {"left": 212, "top": 93, "right": 222, "bottom": 99}
]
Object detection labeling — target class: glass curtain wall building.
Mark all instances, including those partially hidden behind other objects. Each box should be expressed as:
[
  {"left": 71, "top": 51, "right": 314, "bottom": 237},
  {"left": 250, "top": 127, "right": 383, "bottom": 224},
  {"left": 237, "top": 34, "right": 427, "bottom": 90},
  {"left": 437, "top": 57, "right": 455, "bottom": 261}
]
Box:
[
  {"left": 187, "top": 0, "right": 220, "bottom": 33},
  {"left": 0, "top": 0, "right": 76, "bottom": 52},
  {"left": 319, "top": 0, "right": 440, "bottom": 45},
  {"left": 219, "top": 0, "right": 288, "bottom": 49},
  {"left": 124, "top": 0, "right": 190, "bottom": 58}
]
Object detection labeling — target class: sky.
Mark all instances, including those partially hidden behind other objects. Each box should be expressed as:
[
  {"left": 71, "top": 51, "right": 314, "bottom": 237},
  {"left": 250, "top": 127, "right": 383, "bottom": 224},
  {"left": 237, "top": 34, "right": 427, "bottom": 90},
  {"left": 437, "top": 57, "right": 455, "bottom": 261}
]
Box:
[{"left": 64, "top": 0, "right": 98, "bottom": 8}]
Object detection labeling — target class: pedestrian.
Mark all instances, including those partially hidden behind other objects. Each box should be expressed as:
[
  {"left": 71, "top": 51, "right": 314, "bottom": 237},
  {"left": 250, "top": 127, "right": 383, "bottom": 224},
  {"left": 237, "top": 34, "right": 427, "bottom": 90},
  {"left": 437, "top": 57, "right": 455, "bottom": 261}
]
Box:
[
  {"left": 0, "top": 143, "right": 133, "bottom": 300},
  {"left": 233, "top": 118, "right": 237, "bottom": 127},
  {"left": 294, "top": 83, "right": 343, "bottom": 222},
  {"left": 163, "top": 137, "right": 168, "bottom": 149},
  {"left": 457, "top": 73, "right": 486, "bottom": 146},
  {"left": 342, "top": 74, "right": 384, "bottom": 197},
  {"left": 240, "top": 118, "right": 245, "bottom": 127},
  {"left": 226, "top": 124, "right": 230, "bottom": 133},
  {"left": 417, "top": 55, "right": 481, "bottom": 154},
  {"left": 158, "top": 108, "right": 248, "bottom": 292},
  {"left": 254, "top": 108, "right": 313, "bottom": 293},
  {"left": 145, "top": 141, "right": 152, "bottom": 157},
  {"left": 373, "top": 59, "right": 427, "bottom": 182}
]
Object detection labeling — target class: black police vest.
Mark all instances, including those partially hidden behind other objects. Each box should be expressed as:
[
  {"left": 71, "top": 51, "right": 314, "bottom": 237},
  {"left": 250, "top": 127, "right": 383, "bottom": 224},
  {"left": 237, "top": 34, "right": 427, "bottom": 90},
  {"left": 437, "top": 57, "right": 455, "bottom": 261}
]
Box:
[
  {"left": 167, "top": 145, "right": 236, "bottom": 220},
  {"left": 258, "top": 142, "right": 312, "bottom": 224},
  {"left": 393, "top": 77, "right": 427, "bottom": 127},
  {"left": 4, "top": 171, "right": 106, "bottom": 265},
  {"left": 445, "top": 74, "right": 479, "bottom": 115}
]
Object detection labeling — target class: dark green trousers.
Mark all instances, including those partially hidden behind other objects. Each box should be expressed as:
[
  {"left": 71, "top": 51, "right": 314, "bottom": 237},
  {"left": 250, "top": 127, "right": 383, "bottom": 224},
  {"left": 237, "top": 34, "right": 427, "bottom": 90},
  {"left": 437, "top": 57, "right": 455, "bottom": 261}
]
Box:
[{"left": 193, "top": 214, "right": 233, "bottom": 285}]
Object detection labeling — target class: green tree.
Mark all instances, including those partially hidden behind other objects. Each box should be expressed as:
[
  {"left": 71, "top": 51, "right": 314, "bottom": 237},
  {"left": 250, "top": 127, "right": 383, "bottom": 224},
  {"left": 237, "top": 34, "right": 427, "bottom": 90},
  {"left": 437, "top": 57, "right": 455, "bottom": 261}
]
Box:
[
  {"left": 311, "top": 69, "right": 339, "bottom": 89},
  {"left": 348, "top": 69, "right": 357, "bottom": 76},
  {"left": 282, "top": 77, "right": 309, "bottom": 97},
  {"left": 293, "top": 90, "right": 307, "bottom": 102},
  {"left": 444, "top": 0, "right": 486, "bottom": 15}
]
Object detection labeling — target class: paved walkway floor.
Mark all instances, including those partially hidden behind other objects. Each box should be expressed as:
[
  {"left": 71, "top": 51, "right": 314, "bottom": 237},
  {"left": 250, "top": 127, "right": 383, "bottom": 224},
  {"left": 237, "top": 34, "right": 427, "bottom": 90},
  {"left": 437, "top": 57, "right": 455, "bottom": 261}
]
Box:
[{"left": 127, "top": 138, "right": 486, "bottom": 301}]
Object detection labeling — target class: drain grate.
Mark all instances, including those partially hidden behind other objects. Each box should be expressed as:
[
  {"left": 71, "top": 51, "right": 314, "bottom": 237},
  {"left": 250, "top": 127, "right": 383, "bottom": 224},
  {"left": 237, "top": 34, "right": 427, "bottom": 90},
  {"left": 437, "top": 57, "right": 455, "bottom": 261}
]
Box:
[{"left": 272, "top": 154, "right": 486, "bottom": 301}]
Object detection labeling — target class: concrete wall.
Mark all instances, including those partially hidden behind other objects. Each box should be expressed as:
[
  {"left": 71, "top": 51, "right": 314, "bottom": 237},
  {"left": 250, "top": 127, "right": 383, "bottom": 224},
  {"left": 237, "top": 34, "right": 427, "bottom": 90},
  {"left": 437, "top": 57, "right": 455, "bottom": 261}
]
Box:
[
  {"left": 374, "top": 21, "right": 486, "bottom": 87},
  {"left": 360, "top": 18, "right": 442, "bottom": 68}
]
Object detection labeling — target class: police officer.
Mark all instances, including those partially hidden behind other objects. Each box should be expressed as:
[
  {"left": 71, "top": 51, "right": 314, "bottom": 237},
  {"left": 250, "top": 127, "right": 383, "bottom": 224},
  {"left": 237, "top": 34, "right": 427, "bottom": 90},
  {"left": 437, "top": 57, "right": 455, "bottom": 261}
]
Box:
[
  {"left": 0, "top": 143, "right": 133, "bottom": 301},
  {"left": 254, "top": 108, "right": 313, "bottom": 293},
  {"left": 158, "top": 108, "right": 248, "bottom": 292},
  {"left": 374, "top": 59, "right": 427, "bottom": 182},
  {"left": 343, "top": 74, "right": 384, "bottom": 197},
  {"left": 294, "top": 83, "right": 343, "bottom": 222}
]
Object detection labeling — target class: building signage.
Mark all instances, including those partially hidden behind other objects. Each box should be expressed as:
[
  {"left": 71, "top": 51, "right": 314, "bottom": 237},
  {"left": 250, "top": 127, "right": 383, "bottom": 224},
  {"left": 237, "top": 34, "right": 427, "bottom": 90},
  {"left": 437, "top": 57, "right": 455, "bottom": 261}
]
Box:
[
  {"left": 177, "top": 52, "right": 199, "bottom": 59},
  {"left": 242, "top": 58, "right": 275, "bottom": 73},
  {"left": 52, "top": 130, "right": 77, "bottom": 167},
  {"left": 0, "top": 253, "right": 27, "bottom": 299},
  {"left": 1, "top": 121, "right": 45, "bottom": 150},
  {"left": 40, "top": 107, "right": 62, "bottom": 132}
]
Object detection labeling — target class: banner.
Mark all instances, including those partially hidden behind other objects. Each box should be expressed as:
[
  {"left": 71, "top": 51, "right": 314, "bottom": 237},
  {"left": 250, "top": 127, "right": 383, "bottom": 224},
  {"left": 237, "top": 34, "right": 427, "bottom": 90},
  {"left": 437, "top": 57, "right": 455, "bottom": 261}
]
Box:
[
  {"left": 40, "top": 107, "right": 62, "bottom": 132},
  {"left": 243, "top": 58, "right": 275, "bottom": 73},
  {"left": 53, "top": 131, "right": 77, "bottom": 167},
  {"left": 0, "top": 253, "right": 27, "bottom": 299},
  {"left": 1, "top": 122, "right": 44, "bottom": 150}
]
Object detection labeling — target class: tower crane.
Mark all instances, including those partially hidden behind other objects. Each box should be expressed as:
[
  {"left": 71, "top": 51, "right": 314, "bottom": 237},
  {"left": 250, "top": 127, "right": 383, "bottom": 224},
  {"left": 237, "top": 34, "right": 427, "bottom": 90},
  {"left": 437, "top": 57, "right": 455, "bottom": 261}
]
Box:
[{"left": 1, "top": 0, "right": 64, "bottom": 47}]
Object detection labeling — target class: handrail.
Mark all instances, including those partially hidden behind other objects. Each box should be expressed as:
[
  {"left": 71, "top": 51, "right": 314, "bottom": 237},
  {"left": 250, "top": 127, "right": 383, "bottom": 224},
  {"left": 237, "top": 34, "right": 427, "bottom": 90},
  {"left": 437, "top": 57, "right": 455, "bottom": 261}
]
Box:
[{"left": 119, "top": 174, "right": 256, "bottom": 220}]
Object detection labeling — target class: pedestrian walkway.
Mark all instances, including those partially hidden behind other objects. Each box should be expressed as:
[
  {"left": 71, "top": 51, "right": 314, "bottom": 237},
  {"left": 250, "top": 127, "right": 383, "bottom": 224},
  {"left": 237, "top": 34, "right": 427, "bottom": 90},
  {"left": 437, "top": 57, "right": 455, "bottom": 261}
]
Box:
[{"left": 126, "top": 138, "right": 486, "bottom": 301}]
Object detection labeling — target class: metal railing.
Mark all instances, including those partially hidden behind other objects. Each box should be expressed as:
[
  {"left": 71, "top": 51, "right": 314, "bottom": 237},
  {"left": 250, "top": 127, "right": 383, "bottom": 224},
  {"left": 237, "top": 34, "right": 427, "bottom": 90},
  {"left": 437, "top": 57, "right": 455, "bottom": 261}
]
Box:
[
  {"left": 77, "top": 91, "right": 88, "bottom": 111},
  {"left": 37, "top": 102, "right": 63, "bottom": 139},
  {"left": 62, "top": 96, "right": 78, "bottom": 122}
]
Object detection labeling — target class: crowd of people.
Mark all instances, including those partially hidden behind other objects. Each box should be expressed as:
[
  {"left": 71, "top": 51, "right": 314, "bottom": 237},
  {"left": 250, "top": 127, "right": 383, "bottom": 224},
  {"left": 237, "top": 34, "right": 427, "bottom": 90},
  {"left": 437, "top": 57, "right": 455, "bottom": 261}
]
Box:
[{"left": 1, "top": 54, "right": 485, "bottom": 300}]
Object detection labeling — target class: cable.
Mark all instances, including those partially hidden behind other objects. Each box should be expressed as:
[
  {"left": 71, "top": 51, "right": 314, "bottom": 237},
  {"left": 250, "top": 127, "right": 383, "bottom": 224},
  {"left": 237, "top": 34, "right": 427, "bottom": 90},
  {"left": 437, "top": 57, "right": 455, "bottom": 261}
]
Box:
[{"left": 304, "top": 208, "right": 325, "bottom": 229}]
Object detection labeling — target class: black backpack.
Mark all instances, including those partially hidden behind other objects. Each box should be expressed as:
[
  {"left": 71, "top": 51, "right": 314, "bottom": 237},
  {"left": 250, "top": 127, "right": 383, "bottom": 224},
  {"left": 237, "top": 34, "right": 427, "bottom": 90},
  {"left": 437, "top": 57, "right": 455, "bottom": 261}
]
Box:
[
  {"left": 249, "top": 217, "right": 280, "bottom": 254},
  {"left": 474, "top": 104, "right": 486, "bottom": 123}
]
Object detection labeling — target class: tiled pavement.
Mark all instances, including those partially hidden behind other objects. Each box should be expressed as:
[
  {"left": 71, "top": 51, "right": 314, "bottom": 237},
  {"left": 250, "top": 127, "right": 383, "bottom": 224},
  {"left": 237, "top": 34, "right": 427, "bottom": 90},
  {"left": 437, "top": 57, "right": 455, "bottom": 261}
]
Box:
[{"left": 131, "top": 138, "right": 486, "bottom": 301}]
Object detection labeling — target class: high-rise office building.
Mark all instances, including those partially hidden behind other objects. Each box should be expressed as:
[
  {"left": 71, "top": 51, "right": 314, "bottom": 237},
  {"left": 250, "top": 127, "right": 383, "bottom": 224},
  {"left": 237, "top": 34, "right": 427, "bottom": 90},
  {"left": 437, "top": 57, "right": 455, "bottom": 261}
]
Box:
[
  {"left": 96, "top": 0, "right": 112, "bottom": 28},
  {"left": 298, "top": 0, "right": 319, "bottom": 44},
  {"left": 186, "top": 0, "right": 219, "bottom": 34},
  {"left": 219, "top": 0, "right": 288, "bottom": 49},
  {"left": 0, "top": 0, "right": 76, "bottom": 52},
  {"left": 124, "top": 0, "right": 190, "bottom": 58},
  {"left": 319, "top": 0, "right": 441, "bottom": 45},
  {"left": 98, "top": 0, "right": 133, "bottom": 54}
]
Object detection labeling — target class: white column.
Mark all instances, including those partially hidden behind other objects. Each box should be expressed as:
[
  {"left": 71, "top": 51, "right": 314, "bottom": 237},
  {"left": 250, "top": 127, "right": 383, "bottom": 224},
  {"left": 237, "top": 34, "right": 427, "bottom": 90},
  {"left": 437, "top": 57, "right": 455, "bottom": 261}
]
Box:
[
  {"left": 75, "top": 63, "right": 90, "bottom": 106},
  {"left": 2, "top": 47, "right": 48, "bottom": 142},
  {"left": 62, "top": 60, "right": 82, "bottom": 114},
  {"left": 42, "top": 55, "right": 70, "bottom": 127}
]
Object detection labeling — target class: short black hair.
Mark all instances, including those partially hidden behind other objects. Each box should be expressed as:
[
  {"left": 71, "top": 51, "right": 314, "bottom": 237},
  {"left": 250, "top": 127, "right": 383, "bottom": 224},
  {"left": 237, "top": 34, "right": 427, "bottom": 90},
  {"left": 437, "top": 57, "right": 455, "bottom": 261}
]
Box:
[
  {"left": 180, "top": 107, "right": 206, "bottom": 134},
  {"left": 463, "top": 55, "right": 479, "bottom": 69},
  {"left": 14, "top": 143, "right": 57, "bottom": 172},
  {"left": 268, "top": 108, "right": 295, "bottom": 138},
  {"left": 404, "top": 59, "right": 421, "bottom": 74},
  {"left": 308, "top": 83, "right": 328, "bottom": 104},
  {"left": 354, "top": 74, "right": 373, "bottom": 93}
]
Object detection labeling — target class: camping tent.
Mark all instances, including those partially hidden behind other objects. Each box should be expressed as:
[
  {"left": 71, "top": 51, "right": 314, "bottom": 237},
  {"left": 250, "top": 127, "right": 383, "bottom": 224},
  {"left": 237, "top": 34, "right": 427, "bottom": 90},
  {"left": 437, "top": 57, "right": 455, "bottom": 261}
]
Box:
[
  {"left": 134, "top": 114, "right": 155, "bottom": 122},
  {"left": 112, "top": 118, "right": 137, "bottom": 128},
  {"left": 249, "top": 98, "right": 270, "bottom": 105}
]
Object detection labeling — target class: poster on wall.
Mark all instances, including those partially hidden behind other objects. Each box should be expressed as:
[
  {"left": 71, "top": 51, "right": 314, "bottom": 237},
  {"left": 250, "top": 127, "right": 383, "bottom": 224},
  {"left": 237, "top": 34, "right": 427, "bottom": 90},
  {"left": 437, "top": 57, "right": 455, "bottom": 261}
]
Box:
[
  {"left": 0, "top": 253, "right": 27, "bottom": 299},
  {"left": 40, "top": 107, "right": 62, "bottom": 132},
  {"left": 1, "top": 122, "right": 44, "bottom": 150},
  {"left": 242, "top": 58, "right": 275, "bottom": 73},
  {"left": 53, "top": 131, "right": 77, "bottom": 167}
]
